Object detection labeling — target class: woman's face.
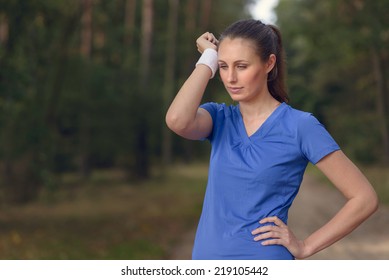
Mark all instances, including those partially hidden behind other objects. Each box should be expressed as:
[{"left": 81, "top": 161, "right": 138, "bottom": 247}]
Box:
[{"left": 217, "top": 37, "right": 275, "bottom": 103}]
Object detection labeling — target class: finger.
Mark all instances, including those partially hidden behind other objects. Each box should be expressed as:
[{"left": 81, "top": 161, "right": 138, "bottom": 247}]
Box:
[
  {"left": 197, "top": 32, "right": 210, "bottom": 44},
  {"left": 206, "top": 32, "right": 213, "bottom": 41},
  {"left": 202, "top": 32, "right": 210, "bottom": 38},
  {"left": 261, "top": 238, "right": 283, "bottom": 246},
  {"left": 251, "top": 225, "right": 278, "bottom": 235},
  {"left": 260, "top": 216, "right": 286, "bottom": 227},
  {"left": 253, "top": 231, "right": 282, "bottom": 242},
  {"left": 206, "top": 32, "right": 218, "bottom": 44},
  {"left": 210, "top": 35, "right": 217, "bottom": 44}
]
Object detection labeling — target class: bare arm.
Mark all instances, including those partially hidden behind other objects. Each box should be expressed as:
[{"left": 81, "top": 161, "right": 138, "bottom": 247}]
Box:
[
  {"left": 165, "top": 65, "right": 213, "bottom": 140},
  {"left": 301, "top": 150, "right": 378, "bottom": 257},
  {"left": 165, "top": 32, "right": 218, "bottom": 140},
  {"left": 253, "top": 150, "right": 378, "bottom": 259}
]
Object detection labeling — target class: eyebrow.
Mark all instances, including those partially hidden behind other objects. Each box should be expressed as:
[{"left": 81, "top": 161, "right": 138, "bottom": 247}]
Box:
[{"left": 218, "top": 59, "right": 249, "bottom": 64}]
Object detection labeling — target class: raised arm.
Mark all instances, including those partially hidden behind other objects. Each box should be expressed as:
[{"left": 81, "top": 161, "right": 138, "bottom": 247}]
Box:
[{"left": 165, "top": 32, "right": 218, "bottom": 140}]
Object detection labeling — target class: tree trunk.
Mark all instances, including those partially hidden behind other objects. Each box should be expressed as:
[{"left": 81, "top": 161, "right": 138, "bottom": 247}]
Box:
[
  {"left": 372, "top": 48, "right": 389, "bottom": 164},
  {"left": 133, "top": 0, "right": 153, "bottom": 179},
  {"left": 79, "top": 0, "right": 93, "bottom": 178},
  {"left": 139, "top": 0, "right": 153, "bottom": 87},
  {"left": 162, "top": 0, "right": 179, "bottom": 165},
  {"left": 185, "top": 0, "right": 197, "bottom": 32},
  {"left": 180, "top": 0, "right": 200, "bottom": 163},
  {"left": 200, "top": 0, "right": 212, "bottom": 30},
  {"left": 0, "top": 13, "right": 10, "bottom": 184},
  {"left": 124, "top": 0, "right": 137, "bottom": 46},
  {"left": 80, "top": 0, "right": 93, "bottom": 58},
  {"left": 0, "top": 13, "right": 8, "bottom": 47}
]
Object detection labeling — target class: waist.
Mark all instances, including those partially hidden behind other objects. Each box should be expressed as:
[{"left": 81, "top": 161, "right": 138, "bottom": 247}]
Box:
[{"left": 192, "top": 231, "right": 293, "bottom": 260}]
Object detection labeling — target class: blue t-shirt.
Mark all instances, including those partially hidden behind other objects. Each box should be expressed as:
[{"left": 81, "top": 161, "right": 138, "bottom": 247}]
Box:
[{"left": 192, "top": 102, "right": 340, "bottom": 260}]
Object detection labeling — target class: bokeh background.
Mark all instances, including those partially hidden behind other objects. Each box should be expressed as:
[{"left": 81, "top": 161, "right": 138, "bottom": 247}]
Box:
[{"left": 0, "top": 0, "right": 388, "bottom": 259}]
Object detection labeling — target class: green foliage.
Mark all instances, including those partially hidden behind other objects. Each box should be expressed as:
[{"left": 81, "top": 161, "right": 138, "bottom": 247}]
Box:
[
  {"left": 276, "top": 0, "right": 389, "bottom": 163},
  {"left": 0, "top": 0, "right": 250, "bottom": 203}
]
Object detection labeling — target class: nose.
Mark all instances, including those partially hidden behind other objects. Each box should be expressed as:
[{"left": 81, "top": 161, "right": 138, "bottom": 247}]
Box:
[{"left": 227, "top": 69, "right": 237, "bottom": 83}]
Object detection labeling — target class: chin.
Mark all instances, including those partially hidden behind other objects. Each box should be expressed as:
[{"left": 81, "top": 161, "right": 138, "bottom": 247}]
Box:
[{"left": 229, "top": 95, "right": 245, "bottom": 103}]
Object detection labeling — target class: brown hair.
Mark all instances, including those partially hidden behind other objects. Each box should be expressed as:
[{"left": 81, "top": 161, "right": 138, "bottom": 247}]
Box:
[{"left": 219, "top": 19, "right": 288, "bottom": 103}]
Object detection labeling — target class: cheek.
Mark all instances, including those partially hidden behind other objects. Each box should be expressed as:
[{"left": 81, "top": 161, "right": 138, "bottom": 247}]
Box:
[{"left": 245, "top": 71, "right": 265, "bottom": 86}]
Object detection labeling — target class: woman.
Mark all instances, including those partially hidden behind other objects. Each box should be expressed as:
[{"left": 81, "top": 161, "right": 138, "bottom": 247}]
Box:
[{"left": 165, "top": 19, "right": 378, "bottom": 260}]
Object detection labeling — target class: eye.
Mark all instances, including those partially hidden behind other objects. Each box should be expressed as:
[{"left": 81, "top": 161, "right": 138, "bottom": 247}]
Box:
[
  {"left": 237, "top": 64, "right": 247, "bottom": 70},
  {"left": 219, "top": 64, "right": 228, "bottom": 70}
]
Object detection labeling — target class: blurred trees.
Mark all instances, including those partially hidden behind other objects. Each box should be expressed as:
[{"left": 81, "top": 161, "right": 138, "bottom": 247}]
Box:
[
  {"left": 276, "top": 0, "right": 389, "bottom": 163},
  {"left": 1, "top": 0, "right": 386, "bottom": 204},
  {"left": 0, "top": 0, "right": 249, "bottom": 203}
]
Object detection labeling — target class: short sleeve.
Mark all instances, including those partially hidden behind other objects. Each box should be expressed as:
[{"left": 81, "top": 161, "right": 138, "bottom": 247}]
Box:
[
  {"left": 199, "top": 102, "right": 220, "bottom": 141},
  {"left": 200, "top": 102, "right": 219, "bottom": 123},
  {"left": 298, "top": 113, "right": 340, "bottom": 164}
]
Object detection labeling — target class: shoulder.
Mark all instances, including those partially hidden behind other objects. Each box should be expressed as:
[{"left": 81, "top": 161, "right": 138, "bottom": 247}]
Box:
[
  {"left": 283, "top": 104, "right": 313, "bottom": 120},
  {"left": 280, "top": 104, "right": 334, "bottom": 145},
  {"left": 284, "top": 104, "right": 340, "bottom": 164},
  {"left": 278, "top": 104, "right": 320, "bottom": 131},
  {"left": 200, "top": 102, "right": 238, "bottom": 119}
]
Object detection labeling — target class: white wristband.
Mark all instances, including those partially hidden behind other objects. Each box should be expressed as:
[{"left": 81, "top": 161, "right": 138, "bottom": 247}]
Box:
[{"left": 195, "top": 48, "right": 218, "bottom": 78}]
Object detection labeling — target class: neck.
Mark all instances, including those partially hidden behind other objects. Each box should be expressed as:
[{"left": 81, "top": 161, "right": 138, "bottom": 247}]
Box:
[{"left": 239, "top": 92, "right": 281, "bottom": 120}]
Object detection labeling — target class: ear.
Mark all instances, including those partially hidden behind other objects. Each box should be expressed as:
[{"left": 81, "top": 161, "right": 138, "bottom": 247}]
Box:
[{"left": 266, "top": 54, "right": 276, "bottom": 74}]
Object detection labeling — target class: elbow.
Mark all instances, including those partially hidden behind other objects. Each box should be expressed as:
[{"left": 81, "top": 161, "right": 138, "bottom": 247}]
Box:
[
  {"left": 165, "top": 111, "right": 190, "bottom": 134},
  {"left": 370, "top": 191, "right": 379, "bottom": 215},
  {"left": 363, "top": 188, "right": 379, "bottom": 218}
]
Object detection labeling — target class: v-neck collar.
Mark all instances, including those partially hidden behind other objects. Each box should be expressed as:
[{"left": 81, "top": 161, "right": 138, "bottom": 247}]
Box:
[{"left": 237, "top": 102, "right": 287, "bottom": 144}]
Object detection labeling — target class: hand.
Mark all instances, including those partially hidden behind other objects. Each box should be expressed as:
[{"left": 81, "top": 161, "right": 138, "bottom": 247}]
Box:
[
  {"left": 196, "top": 32, "right": 218, "bottom": 53},
  {"left": 251, "top": 216, "right": 308, "bottom": 259}
]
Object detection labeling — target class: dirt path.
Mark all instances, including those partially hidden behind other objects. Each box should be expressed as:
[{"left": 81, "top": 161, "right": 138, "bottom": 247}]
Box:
[{"left": 170, "top": 174, "right": 389, "bottom": 259}]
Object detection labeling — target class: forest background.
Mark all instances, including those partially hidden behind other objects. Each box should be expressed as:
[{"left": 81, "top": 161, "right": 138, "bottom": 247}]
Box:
[{"left": 0, "top": 0, "right": 388, "bottom": 259}]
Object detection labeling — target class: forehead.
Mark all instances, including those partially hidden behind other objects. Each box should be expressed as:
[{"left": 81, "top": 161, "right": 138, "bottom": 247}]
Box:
[{"left": 218, "top": 37, "right": 259, "bottom": 61}]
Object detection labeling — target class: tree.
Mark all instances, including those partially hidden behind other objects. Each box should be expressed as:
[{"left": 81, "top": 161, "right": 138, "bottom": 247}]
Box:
[
  {"left": 0, "top": 0, "right": 252, "bottom": 203},
  {"left": 133, "top": 0, "right": 154, "bottom": 179},
  {"left": 124, "top": 0, "right": 137, "bottom": 47},
  {"left": 78, "top": 0, "right": 93, "bottom": 178},
  {"left": 276, "top": 0, "right": 389, "bottom": 163},
  {"left": 162, "top": 0, "right": 179, "bottom": 165}
]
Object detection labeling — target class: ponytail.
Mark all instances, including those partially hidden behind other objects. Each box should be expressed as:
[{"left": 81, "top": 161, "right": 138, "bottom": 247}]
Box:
[{"left": 267, "top": 25, "right": 288, "bottom": 103}]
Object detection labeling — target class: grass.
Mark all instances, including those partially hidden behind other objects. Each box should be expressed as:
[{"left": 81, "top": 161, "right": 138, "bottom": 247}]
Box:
[
  {"left": 0, "top": 163, "right": 209, "bottom": 259},
  {"left": 1, "top": 162, "right": 387, "bottom": 260}
]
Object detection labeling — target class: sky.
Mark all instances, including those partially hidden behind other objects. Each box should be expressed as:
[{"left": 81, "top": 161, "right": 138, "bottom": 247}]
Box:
[{"left": 249, "top": 0, "right": 279, "bottom": 24}]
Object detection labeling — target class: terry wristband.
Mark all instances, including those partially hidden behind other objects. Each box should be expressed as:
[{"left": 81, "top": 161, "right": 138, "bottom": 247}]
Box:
[{"left": 195, "top": 48, "right": 218, "bottom": 78}]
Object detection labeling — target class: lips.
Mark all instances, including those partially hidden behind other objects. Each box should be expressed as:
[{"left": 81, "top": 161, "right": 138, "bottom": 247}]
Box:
[{"left": 227, "top": 86, "right": 243, "bottom": 94}]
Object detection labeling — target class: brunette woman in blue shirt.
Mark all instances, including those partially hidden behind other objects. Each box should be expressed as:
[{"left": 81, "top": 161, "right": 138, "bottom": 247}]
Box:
[{"left": 165, "top": 19, "right": 378, "bottom": 260}]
